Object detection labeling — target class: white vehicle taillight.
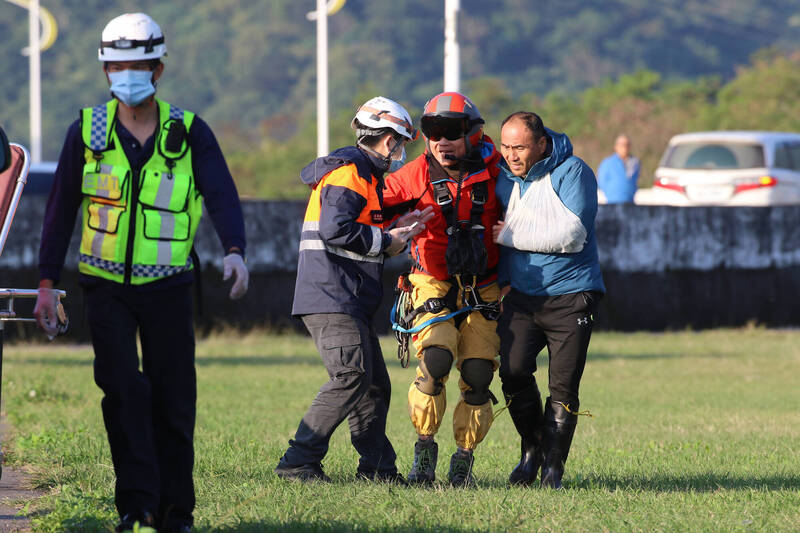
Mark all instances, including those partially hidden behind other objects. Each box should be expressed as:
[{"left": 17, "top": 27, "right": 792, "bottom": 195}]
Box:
[
  {"left": 654, "top": 177, "right": 686, "bottom": 194},
  {"left": 734, "top": 176, "right": 777, "bottom": 194}
]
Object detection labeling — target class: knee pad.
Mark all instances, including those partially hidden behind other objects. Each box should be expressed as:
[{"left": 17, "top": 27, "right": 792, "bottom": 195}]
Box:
[
  {"left": 415, "top": 347, "right": 453, "bottom": 396},
  {"left": 461, "top": 359, "right": 495, "bottom": 405}
]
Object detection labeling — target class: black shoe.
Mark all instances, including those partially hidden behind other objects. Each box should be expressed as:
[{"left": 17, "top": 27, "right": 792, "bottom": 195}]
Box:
[
  {"left": 356, "top": 470, "right": 408, "bottom": 485},
  {"left": 407, "top": 439, "right": 438, "bottom": 484},
  {"left": 275, "top": 459, "right": 331, "bottom": 482},
  {"left": 447, "top": 449, "right": 475, "bottom": 487},
  {"left": 116, "top": 512, "right": 157, "bottom": 533},
  {"left": 540, "top": 398, "right": 578, "bottom": 489},
  {"left": 504, "top": 383, "right": 545, "bottom": 486}
]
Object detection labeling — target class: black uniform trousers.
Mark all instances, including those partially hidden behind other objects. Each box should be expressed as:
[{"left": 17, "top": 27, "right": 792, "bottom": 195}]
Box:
[
  {"left": 84, "top": 281, "right": 195, "bottom": 530},
  {"left": 281, "top": 312, "right": 397, "bottom": 475},
  {"left": 498, "top": 289, "right": 602, "bottom": 408}
]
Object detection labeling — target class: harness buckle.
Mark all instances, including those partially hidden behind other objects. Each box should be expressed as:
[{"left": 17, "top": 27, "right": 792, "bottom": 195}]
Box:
[
  {"left": 435, "top": 194, "right": 453, "bottom": 206},
  {"left": 423, "top": 298, "right": 446, "bottom": 314}
]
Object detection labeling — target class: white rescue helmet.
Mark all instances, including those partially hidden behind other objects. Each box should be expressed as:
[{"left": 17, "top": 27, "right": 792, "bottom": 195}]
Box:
[
  {"left": 98, "top": 13, "right": 167, "bottom": 62},
  {"left": 351, "top": 97, "right": 418, "bottom": 141}
]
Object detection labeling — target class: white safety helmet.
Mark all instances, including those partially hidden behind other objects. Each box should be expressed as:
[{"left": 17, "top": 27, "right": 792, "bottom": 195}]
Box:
[
  {"left": 351, "top": 96, "right": 418, "bottom": 141},
  {"left": 98, "top": 13, "right": 166, "bottom": 62}
]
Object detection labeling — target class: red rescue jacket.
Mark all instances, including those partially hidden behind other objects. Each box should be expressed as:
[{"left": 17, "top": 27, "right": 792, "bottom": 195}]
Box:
[{"left": 383, "top": 136, "right": 502, "bottom": 282}]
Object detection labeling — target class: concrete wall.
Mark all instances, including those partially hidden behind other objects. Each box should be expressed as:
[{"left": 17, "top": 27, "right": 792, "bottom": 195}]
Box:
[{"left": 4, "top": 197, "right": 800, "bottom": 339}]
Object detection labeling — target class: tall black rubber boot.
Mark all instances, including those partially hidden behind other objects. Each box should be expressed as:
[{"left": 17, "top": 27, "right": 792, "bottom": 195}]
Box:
[
  {"left": 504, "top": 383, "right": 545, "bottom": 486},
  {"left": 540, "top": 397, "right": 578, "bottom": 489}
]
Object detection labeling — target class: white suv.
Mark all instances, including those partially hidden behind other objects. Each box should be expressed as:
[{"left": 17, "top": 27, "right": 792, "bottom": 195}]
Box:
[{"left": 636, "top": 131, "right": 800, "bottom": 205}]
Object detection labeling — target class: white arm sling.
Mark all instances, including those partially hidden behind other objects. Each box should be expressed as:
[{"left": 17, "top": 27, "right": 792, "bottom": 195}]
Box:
[{"left": 497, "top": 173, "right": 587, "bottom": 253}]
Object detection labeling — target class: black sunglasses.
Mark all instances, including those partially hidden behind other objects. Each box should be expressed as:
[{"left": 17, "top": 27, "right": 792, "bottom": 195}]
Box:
[{"left": 420, "top": 116, "right": 469, "bottom": 141}]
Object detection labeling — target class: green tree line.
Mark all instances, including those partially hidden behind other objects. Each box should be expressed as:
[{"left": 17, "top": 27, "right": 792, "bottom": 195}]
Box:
[
  {"left": 1, "top": 0, "right": 799, "bottom": 197},
  {"left": 229, "top": 50, "right": 800, "bottom": 198}
]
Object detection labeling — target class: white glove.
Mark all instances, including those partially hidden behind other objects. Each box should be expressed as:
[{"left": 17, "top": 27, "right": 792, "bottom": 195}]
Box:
[
  {"left": 223, "top": 253, "right": 249, "bottom": 300},
  {"left": 33, "top": 287, "right": 60, "bottom": 340}
]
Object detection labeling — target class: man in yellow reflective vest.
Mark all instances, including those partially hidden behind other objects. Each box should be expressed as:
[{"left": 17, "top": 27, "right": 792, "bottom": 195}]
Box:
[{"left": 33, "top": 13, "right": 248, "bottom": 533}]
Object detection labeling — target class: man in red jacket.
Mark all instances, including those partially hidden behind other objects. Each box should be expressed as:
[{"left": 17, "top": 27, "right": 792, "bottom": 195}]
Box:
[{"left": 383, "top": 92, "right": 502, "bottom": 486}]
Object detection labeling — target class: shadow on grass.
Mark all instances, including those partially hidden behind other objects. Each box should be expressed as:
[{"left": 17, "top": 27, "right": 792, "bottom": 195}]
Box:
[
  {"left": 588, "top": 350, "right": 729, "bottom": 362},
  {"left": 8, "top": 355, "right": 321, "bottom": 367},
  {"left": 572, "top": 472, "right": 800, "bottom": 492},
  {"left": 44, "top": 515, "right": 113, "bottom": 533},
  {"left": 201, "top": 522, "right": 470, "bottom": 533}
]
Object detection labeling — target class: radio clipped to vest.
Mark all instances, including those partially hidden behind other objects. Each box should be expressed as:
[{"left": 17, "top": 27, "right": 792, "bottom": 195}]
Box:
[{"left": 434, "top": 179, "right": 488, "bottom": 281}]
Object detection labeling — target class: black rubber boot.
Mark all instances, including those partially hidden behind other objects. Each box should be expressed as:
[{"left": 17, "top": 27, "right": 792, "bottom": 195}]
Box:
[
  {"left": 408, "top": 439, "right": 438, "bottom": 484},
  {"left": 540, "top": 398, "right": 578, "bottom": 489},
  {"left": 505, "top": 383, "right": 545, "bottom": 486}
]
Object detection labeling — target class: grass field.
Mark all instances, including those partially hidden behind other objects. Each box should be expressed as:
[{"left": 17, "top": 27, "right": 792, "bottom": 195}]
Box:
[{"left": 1, "top": 328, "right": 799, "bottom": 532}]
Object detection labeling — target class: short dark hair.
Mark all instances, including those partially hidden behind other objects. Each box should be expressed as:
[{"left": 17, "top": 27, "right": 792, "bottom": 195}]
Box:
[
  {"left": 354, "top": 122, "right": 399, "bottom": 149},
  {"left": 501, "top": 111, "right": 546, "bottom": 140}
]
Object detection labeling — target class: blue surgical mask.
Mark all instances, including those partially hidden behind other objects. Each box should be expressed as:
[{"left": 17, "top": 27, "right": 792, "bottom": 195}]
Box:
[
  {"left": 389, "top": 147, "right": 407, "bottom": 173},
  {"left": 108, "top": 69, "right": 156, "bottom": 107}
]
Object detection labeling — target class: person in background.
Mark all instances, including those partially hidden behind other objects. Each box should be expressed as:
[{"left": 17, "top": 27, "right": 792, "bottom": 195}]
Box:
[
  {"left": 493, "top": 111, "right": 605, "bottom": 489},
  {"left": 597, "top": 134, "right": 640, "bottom": 204},
  {"left": 33, "top": 13, "right": 249, "bottom": 533}
]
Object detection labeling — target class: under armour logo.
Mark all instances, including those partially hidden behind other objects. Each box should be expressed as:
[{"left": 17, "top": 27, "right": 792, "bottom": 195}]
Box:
[{"left": 577, "top": 317, "right": 590, "bottom": 325}]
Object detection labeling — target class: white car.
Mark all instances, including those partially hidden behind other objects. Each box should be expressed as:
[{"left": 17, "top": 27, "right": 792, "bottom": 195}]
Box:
[{"left": 635, "top": 131, "right": 800, "bottom": 206}]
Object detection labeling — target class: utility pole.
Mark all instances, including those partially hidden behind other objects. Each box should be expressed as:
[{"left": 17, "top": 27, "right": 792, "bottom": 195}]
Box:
[
  {"left": 28, "top": 0, "right": 41, "bottom": 163},
  {"left": 6, "top": 0, "right": 58, "bottom": 163},
  {"left": 444, "top": 0, "right": 460, "bottom": 92},
  {"left": 316, "top": 0, "right": 329, "bottom": 157}
]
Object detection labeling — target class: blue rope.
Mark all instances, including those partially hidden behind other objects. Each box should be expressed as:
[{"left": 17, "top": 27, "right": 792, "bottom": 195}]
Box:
[{"left": 391, "top": 306, "right": 472, "bottom": 335}]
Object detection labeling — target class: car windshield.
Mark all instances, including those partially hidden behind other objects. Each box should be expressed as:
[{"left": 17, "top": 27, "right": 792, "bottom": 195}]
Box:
[{"left": 663, "top": 142, "right": 765, "bottom": 169}]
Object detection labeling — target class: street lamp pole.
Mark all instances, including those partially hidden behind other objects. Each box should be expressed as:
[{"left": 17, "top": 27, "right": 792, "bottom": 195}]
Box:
[
  {"left": 6, "top": 0, "right": 58, "bottom": 163},
  {"left": 444, "top": 0, "right": 460, "bottom": 92},
  {"left": 316, "top": 0, "right": 329, "bottom": 157},
  {"left": 28, "top": 0, "right": 41, "bottom": 163}
]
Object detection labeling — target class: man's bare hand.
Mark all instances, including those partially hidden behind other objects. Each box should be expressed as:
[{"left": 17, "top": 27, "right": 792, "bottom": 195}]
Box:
[
  {"left": 396, "top": 206, "right": 435, "bottom": 229},
  {"left": 492, "top": 220, "right": 505, "bottom": 243}
]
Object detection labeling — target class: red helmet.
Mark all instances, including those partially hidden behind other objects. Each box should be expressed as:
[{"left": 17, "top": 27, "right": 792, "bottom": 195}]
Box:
[{"left": 420, "top": 91, "right": 484, "bottom": 151}]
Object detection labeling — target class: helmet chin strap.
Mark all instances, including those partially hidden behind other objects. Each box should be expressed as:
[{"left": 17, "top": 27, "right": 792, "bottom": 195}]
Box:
[{"left": 358, "top": 136, "right": 403, "bottom": 169}]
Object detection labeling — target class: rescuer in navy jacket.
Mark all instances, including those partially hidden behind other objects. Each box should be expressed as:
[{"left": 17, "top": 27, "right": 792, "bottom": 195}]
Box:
[{"left": 275, "top": 97, "right": 433, "bottom": 483}]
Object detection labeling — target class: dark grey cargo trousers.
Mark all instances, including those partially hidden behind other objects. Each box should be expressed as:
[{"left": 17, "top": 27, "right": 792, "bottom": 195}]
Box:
[{"left": 281, "top": 313, "right": 398, "bottom": 475}]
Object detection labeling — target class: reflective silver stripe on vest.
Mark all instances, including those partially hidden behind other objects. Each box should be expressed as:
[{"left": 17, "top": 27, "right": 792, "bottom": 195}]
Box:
[
  {"left": 89, "top": 104, "right": 109, "bottom": 151},
  {"left": 302, "top": 220, "right": 319, "bottom": 232},
  {"left": 89, "top": 164, "right": 118, "bottom": 199},
  {"left": 90, "top": 204, "right": 114, "bottom": 257},
  {"left": 157, "top": 241, "right": 172, "bottom": 266},
  {"left": 157, "top": 212, "right": 177, "bottom": 240},
  {"left": 80, "top": 254, "right": 192, "bottom": 278},
  {"left": 154, "top": 171, "right": 176, "bottom": 209},
  {"left": 299, "top": 239, "right": 384, "bottom": 264}
]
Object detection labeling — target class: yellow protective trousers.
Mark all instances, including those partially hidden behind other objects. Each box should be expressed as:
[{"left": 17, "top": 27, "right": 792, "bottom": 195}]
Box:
[{"left": 406, "top": 273, "right": 500, "bottom": 450}]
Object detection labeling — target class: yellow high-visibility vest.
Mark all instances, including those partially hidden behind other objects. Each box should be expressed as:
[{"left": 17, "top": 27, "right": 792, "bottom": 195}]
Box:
[{"left": 78, "top": 98, "right": 202, "bottom": 284}]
